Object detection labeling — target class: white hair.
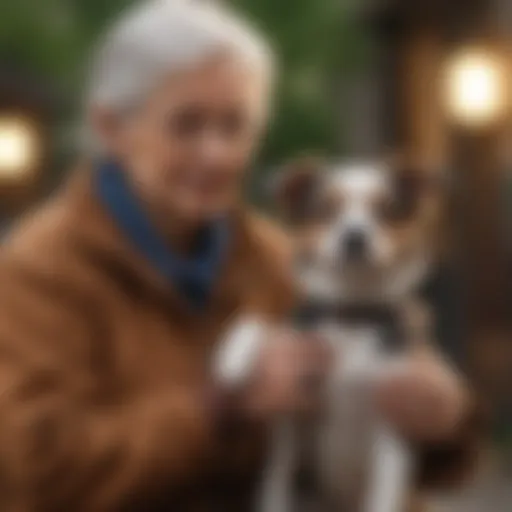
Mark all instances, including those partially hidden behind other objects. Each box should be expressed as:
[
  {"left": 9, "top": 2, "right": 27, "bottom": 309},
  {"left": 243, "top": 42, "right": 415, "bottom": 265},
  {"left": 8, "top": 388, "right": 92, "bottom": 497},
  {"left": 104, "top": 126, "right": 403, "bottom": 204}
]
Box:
[{"left": 87, "top": 0, "right": 274, "bottom": 115}]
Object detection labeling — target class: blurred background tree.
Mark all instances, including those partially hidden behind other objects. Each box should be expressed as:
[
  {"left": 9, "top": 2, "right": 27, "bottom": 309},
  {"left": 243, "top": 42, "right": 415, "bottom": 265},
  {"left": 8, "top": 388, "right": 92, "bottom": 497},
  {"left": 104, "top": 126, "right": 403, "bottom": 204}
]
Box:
[
  {"left": 0, "top": 0, "right": 369, "bottom": 191},
  {"left": 232, "top": 0, "right": 370, "bottom": 200}
]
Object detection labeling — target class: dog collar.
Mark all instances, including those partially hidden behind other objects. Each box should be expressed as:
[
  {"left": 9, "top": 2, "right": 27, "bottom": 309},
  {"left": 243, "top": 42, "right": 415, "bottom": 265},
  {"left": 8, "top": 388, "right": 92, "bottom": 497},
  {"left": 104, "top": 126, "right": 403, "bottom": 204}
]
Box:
[{"left": 293, "top": 300, "right": 407, "bottom": 352}]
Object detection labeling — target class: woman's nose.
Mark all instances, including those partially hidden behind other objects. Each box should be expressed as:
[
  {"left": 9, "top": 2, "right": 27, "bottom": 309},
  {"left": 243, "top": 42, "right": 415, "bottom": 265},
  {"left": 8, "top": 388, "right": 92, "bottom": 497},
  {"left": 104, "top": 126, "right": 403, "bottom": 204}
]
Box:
[{"left": 197, "top": 132, "right": 232, "bottom": 164}]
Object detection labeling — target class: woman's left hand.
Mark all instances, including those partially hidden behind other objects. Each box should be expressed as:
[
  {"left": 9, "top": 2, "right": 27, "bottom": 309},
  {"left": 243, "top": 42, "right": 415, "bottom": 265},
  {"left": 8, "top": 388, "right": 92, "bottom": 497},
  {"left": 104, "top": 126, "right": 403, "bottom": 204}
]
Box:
[{"left": 375, "top": 352, "right": 470, "bottom": 442}]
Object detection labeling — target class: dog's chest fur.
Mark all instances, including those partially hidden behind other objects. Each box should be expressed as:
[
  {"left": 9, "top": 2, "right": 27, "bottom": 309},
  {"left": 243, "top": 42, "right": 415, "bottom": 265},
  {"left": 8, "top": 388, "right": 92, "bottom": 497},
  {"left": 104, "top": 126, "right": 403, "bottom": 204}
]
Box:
[{"left": 293, "top": 308, "right": 407, "bottom": 505}]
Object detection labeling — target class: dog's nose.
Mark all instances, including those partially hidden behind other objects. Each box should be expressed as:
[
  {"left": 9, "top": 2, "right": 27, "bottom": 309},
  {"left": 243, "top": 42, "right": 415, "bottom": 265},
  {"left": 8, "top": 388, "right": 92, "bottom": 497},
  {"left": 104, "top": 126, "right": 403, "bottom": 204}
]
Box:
[{"left": 343, "top": 229, "right": 368, "bottom": 261}]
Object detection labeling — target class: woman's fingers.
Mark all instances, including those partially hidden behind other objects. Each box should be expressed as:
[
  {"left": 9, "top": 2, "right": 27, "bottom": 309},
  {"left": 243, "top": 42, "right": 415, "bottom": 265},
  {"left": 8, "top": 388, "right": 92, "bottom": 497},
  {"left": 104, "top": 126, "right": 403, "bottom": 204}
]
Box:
[
  {"left": 244, "top": 328, "right": 332, "bottom": 418},
  {"left": 375, "top": 357, "right": 469, "bottom": 441}
]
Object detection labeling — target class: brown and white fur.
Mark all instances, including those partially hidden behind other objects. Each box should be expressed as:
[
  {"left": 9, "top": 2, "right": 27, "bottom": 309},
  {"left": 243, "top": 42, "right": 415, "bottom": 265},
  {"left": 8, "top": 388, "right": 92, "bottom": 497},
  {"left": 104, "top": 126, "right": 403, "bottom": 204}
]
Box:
[{"left": 214, "top": 157, "right": 444, "bottom": 512}]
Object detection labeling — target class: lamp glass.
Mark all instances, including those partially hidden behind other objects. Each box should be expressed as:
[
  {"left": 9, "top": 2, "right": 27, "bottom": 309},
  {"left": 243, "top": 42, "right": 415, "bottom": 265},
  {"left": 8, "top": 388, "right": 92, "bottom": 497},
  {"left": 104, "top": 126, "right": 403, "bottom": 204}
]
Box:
[
  {"left": 0, "top": 117, "right": 39, "bottom": 181},
  {"left": 444, "top": 48, "right": 507, "bottom": 128}
]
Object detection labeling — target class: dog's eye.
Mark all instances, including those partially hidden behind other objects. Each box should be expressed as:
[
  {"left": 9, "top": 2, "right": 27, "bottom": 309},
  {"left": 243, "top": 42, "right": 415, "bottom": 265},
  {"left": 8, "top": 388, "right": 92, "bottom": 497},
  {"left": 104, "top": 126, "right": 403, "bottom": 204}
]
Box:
[
  {"left": 310, "top": 197, "right": 339, "bottom": 222},
  {"left": 378, "top": 194, "right": 416, "bottom": 222},
  {"left": 378, "top": 173, "right": 423, "bottom": 222}
]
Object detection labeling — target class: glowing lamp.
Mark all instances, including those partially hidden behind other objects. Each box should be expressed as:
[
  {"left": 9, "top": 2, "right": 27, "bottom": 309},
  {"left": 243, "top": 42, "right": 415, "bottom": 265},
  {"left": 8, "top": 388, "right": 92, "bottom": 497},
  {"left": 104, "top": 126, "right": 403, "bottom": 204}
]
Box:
[
  {"left": 443, "top": 48, "right": 508, "bottom": 128},
  {"left": 0, "top": 116, "right": 40, "bottom": 182}
]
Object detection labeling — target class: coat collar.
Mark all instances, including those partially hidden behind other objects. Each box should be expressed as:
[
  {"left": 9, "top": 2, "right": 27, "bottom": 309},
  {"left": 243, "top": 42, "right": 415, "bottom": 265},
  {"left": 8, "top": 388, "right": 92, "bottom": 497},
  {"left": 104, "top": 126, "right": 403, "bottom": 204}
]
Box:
[
  {"left": 62, "top": 164, "right": 254, "bottom": 316},
  {"left": 93, "top": 160, "right": 229, "bottom": 310}
]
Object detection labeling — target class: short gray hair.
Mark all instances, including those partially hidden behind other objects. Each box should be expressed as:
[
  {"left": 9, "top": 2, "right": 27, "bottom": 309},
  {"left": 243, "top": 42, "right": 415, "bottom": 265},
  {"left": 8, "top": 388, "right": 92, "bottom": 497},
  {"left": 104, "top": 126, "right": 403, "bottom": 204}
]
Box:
[{"left": 88, "top": 0, "right": 274, "bottom": 114}]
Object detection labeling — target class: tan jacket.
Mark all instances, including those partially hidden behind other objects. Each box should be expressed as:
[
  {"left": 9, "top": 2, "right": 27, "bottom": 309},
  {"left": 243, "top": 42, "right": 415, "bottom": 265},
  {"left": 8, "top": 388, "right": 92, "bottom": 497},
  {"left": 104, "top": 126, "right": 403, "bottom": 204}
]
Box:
[{"left": 0, "top": 168, "right": 480, "bottom": 511}]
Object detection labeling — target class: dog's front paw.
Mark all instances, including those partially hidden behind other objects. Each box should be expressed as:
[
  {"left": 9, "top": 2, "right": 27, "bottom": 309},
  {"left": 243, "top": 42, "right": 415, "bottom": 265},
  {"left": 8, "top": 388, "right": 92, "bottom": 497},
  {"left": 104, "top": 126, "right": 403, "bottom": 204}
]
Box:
[{"left": 213, "top": 316, "right": 267, "bottom": 388}]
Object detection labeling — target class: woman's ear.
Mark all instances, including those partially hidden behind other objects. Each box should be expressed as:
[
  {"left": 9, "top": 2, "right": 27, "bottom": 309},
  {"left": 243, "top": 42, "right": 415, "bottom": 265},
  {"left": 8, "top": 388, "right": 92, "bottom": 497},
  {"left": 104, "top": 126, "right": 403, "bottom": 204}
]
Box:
[
  {"left": 269, "top": 156, "right": 325, "bottom": 225},
  {"left": 88, "top": 105, "right": 126, "bottom": 158}
]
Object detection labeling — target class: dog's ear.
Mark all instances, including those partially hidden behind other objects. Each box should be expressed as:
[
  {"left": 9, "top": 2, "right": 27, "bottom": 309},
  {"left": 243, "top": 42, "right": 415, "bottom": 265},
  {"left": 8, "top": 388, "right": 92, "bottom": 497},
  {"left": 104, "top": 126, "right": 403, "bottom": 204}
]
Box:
[
  {"left": 270, "top": 156, "right": 325, "bottom": 225},
  {"left": 388, "top": 153, "right": 444, "bottom": 194},
  {"left": 390, "top": 154, "right": 443, "bottom": 204},
  {"left": 380, "top": 153, "right": 445, "bottom": 223}
]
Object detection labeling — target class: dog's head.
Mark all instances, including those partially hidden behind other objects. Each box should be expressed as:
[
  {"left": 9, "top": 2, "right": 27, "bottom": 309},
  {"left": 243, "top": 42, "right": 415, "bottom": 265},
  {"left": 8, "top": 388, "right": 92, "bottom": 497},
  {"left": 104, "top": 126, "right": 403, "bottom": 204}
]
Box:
[{"left": 272, "top": 156, "right": 444, "bottom": 303}]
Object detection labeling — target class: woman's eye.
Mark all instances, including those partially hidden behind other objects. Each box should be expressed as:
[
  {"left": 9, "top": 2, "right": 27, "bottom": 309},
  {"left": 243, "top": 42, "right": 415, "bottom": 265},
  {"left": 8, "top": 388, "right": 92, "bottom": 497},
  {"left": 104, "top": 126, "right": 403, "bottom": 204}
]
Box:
[
  {"left": 218, "top": 110, "right": 248, "bottom": 138},
  {"left": 168, "top": 107, "right": 207, "bottom": 138}
]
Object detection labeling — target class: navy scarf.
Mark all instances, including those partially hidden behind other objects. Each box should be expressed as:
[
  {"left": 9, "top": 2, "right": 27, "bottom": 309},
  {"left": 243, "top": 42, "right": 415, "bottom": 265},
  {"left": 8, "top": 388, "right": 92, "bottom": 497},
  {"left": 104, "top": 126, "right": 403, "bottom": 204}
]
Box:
[{"left": 94, "top": 160, "right": 229, "bottom": 310}]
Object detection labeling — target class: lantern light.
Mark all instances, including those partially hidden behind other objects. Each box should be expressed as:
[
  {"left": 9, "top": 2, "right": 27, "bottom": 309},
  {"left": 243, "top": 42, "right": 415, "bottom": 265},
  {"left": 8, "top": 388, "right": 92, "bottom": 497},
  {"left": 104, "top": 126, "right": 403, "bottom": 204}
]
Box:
[
  {"left": 0, "top": 117, "right": 40, "bottom": 182},
  {"left": 443, "top": 48, "right": 508, "bottom": 128}
]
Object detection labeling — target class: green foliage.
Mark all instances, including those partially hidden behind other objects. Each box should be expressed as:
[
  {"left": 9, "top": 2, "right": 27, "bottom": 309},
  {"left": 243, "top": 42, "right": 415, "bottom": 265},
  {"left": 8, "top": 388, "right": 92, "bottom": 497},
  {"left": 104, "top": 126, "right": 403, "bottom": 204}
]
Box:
[
  {"left": 0, "top": 0, "right": 137, "bottom": 86},
  {"left": 0, "top": 0, "right": 368, "bottom": 179},
  {"left": 231, "top": 0, "right": 369, "bottom": 167},
  {"left": 0, "top": 0, "right": 81, "bottom": 79}
]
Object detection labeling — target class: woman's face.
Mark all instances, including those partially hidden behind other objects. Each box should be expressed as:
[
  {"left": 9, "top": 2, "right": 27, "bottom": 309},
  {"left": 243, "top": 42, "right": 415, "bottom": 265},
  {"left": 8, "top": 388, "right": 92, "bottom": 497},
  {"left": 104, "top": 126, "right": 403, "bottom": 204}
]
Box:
[{"left": 98, "top": 55, "right": 270, "bottom": 224}]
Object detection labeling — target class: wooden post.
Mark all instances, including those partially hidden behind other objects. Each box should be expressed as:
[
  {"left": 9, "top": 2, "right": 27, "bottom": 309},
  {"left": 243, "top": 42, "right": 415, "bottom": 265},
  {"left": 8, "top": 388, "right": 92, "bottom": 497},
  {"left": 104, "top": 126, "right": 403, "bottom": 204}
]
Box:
[
  {"left": 401, "top": 28, "right": 447, "bottom": 167},
  {"left": 446, "top": 0, "right": 512, "bottom": 432}
]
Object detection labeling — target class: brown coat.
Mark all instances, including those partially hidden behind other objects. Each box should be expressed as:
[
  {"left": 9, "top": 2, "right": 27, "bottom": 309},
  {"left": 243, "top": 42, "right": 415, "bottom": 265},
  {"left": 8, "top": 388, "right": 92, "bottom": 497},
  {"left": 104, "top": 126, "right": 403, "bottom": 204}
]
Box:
[{"left": 0, "top": 168, "right": 480, "bottom": 511}]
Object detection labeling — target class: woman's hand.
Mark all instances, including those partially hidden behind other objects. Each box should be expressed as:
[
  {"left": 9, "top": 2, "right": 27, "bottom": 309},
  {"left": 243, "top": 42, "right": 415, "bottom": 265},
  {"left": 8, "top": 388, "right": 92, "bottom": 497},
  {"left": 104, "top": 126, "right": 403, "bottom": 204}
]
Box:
[
  {"left": 375, "top": 353, "right": 470, "bottom": 442},
  {"left": 242, "top": 328, "right": 332, "bottom": 419}
]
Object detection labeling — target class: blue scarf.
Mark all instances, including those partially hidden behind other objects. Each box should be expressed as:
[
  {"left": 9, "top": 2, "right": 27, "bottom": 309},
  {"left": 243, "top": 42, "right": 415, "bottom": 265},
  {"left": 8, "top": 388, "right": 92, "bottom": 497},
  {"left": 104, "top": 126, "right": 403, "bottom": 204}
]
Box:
[{"left": 94, "top": 160, "right": 229, "bottom": 310}]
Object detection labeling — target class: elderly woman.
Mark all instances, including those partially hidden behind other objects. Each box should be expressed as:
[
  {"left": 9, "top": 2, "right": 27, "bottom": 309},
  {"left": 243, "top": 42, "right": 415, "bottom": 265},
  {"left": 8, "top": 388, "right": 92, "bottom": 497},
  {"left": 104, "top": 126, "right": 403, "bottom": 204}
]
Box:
[{"left": 0, "top": 1, "right": 478, "bottom": 510}]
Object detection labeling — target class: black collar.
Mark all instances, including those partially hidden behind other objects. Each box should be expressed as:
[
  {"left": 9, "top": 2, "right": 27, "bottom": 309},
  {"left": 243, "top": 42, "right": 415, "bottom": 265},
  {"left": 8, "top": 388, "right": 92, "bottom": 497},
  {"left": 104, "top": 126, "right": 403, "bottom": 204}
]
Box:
[
  {"left": 294, "top": 300, "right": 399, "bottom": 327},
  {"left": 293, "top": 300, "right": 407, "bottom": 352}
]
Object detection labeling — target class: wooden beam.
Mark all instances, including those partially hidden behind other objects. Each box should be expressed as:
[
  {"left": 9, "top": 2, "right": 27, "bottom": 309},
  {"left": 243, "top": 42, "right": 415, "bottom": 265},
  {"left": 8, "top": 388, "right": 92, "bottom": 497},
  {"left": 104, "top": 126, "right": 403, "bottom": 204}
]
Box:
[{"left": 400, "top": 29, "right": 447, "bottom": 166}]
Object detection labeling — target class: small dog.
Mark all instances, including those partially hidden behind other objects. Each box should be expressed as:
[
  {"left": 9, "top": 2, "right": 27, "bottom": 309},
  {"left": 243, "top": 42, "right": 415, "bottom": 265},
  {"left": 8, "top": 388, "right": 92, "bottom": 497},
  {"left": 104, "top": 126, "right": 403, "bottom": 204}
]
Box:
[{"left": 214, "top": 156, "right": 444, "bottom": 512}]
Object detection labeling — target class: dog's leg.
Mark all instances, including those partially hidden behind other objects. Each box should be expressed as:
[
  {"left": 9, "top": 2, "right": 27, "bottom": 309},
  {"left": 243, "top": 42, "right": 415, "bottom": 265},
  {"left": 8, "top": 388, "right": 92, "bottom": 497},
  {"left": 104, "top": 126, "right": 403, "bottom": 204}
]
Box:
[
  {"left": 364, "top": 421, "right": 412, "bottom": 512},
  {"left": 359, "top": 350, "right": 414, "bottom": 512},
  {"left": 259, "top": 420, "right": 298, "bottom": 512},
  {"left": 360, "top": 299, "right": 431, "bottom": 512},
  {"left": 213, "top": 319, "right": 298, "bottom": 512}
]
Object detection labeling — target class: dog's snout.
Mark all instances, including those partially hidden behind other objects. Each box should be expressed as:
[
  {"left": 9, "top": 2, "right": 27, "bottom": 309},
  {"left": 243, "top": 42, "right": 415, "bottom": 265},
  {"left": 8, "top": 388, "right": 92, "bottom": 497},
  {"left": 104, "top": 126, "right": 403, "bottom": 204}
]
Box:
[{"left": 343, "top": 229, "right": 368, "bottom": 261}]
